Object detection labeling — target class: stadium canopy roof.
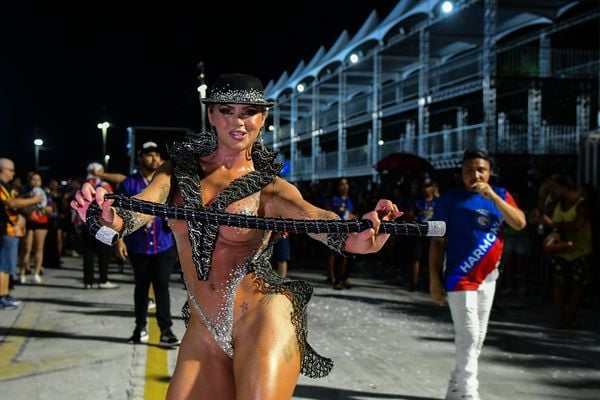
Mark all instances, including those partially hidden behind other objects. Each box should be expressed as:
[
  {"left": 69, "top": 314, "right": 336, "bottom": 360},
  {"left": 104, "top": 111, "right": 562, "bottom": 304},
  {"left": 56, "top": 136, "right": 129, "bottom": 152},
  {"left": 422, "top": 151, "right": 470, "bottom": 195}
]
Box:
[{"left": 265, "top": 0, "right": 586, "bottom": 102}]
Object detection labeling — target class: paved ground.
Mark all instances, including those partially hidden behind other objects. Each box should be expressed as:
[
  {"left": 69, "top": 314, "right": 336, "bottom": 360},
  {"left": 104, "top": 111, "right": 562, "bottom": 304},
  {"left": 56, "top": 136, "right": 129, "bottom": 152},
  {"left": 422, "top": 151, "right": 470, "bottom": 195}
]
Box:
[{"left": 1, "top": 253, "right": 599, "bottom": 400}]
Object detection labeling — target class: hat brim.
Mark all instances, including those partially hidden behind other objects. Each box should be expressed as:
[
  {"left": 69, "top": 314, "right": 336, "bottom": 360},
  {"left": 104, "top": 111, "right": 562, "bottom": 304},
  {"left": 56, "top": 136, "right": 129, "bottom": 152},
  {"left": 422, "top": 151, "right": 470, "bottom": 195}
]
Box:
[
  {"left": 202, "top": 99, "right": 275, "bottom": 107},
  {"left": 138, "top": 147, "right": 160, "bottom": 155}
]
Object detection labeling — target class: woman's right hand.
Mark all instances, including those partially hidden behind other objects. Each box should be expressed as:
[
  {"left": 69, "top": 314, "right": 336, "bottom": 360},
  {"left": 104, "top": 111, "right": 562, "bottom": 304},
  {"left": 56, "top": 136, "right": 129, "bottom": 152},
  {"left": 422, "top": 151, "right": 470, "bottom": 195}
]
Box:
[{"left": 70, "top": 182, "right": 116, "bottom": 227}]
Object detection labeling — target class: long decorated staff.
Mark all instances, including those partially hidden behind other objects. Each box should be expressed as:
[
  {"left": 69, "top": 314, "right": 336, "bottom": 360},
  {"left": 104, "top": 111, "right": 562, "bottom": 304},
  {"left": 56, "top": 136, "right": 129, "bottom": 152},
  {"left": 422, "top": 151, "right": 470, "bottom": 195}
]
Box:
[{"left": 86, "top": 194, "right": 446, "bottom": 246}]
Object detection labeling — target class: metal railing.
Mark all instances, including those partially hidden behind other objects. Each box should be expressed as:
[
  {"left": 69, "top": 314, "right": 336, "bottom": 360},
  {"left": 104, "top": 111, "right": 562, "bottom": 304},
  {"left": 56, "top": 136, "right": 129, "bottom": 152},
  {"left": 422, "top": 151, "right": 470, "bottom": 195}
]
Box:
[{"left": 289, "top": 122, "right": 579, "bottom": 179}]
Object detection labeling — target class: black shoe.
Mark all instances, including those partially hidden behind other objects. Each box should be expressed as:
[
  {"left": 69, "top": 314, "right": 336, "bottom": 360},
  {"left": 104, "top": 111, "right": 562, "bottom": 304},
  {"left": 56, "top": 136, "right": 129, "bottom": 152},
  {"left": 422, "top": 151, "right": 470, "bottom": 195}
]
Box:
[
  {"left": 128, "top": 327, "right": 149, "bottom": 344},
  {"left": 159, "top": 329, "right": 181, "bottom": 347}
]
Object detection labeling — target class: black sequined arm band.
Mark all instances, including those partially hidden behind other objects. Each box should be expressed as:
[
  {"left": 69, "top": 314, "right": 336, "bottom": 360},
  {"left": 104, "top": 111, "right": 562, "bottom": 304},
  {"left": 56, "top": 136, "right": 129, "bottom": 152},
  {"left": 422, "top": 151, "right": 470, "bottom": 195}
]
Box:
[
  {"left": 85, "top": 202, "right": 153, "bottom": 246},
  {"left": 85, "top": 194, "right": 446, "bottom": 246},
  {"left": 325, "top": 232, "right": 349, "bottom": 254},
  {"left": 114, "top": 208, "right": 149, "bottom": 237},
  {"left": 85, "top": 202, "right": 119, "bottom": 245}
]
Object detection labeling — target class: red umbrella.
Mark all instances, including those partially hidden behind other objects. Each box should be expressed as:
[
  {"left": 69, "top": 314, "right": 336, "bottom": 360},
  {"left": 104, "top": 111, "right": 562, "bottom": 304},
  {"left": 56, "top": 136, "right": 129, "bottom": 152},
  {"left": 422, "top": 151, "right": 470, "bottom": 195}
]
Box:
[{"left": 375, "top": 152, "right": 434, "bottom": 174}]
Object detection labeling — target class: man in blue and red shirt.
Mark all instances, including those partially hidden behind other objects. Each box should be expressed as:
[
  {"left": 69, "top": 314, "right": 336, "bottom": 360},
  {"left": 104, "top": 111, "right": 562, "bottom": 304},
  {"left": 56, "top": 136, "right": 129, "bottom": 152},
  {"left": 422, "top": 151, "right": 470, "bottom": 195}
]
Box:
[
  {"left": 116, "top": 141, "right": 180, "bottom": 347},
  {"left": 429, "top": 148, "right": 526, "bottom": 400}
]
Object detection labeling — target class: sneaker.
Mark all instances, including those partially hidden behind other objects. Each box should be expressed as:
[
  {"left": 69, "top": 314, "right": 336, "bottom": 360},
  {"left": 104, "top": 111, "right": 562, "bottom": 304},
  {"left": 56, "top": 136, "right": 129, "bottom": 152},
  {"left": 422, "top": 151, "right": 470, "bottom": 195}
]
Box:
[
  {"left": 147, "top": 298, "right": 156, "bottom": 311},
  {"left": 33, "top": 274, "right": 42, "bottom": 284},
  {"left": 445, "top": 386, "right": 480, "bottom": 400},
  {"left": 159, "top": 329, "right": 181, "bottom": 347},
  {"left": 444, "top": 380, "right": 461, "bottom": 400},
  {"left": 19, "top": 275, "right": 27, "bottom": 284},
  {"left": 0, "top": 297, "right": 18, "bottom": 310},
  {"left": 6, "top": 295, "right": 22, "bottom": 306},
  {"left": 98, "top": 281, "right": 119, "bottom": 289},
  {"left": 128, "top": 327, "right": 149, "bottom": 344}
]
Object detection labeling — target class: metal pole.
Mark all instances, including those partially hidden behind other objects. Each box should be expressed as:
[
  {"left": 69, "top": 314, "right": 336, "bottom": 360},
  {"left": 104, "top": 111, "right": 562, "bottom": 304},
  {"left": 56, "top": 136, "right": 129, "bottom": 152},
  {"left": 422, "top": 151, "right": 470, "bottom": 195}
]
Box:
[
  {"left": 102, "top": 127, "right": 107, "bottom": 159},
  {"left": 97, "top": 121, "right": 110, "bottom": 163},
  {"left": 33, "top": 139, "right": 43, "bottom": 170},
  {"left": 198, "top": 62, "right": 207, "bottom": 131},
  {"left": 201, "top": 95, "right": 207, "bottom": 132}
]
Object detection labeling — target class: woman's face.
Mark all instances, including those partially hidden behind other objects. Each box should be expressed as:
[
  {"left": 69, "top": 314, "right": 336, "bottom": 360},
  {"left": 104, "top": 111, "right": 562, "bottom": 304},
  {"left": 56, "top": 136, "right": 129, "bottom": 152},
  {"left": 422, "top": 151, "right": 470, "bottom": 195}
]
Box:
[
  {"left": 30, "top": 173, "right": 42, "bottom": 188},
  {"left": 208, "top": 104, "right": 267, "bottom": 151}
]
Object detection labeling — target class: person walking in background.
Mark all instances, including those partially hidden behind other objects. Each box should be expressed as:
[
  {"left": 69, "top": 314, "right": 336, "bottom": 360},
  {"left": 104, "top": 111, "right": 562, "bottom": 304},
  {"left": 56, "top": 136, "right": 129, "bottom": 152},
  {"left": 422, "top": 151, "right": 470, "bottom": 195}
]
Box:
[
  {"left": 19, "top": 172, "right": 51, "bottom": 284},
  {"left": 116, "top": 141, "right": 180, "bottom": 346},
  {"left": 499, "top": 188, "right": 533, "bottom": 296},
  {"left": 0, "top": 158, "right": 42, "bottom": 310},
  {"left": 71, "top": 73, "right": 399, "bottom": 399},
  {"left": 407, "top": 174, "right": 438, "bottom": 291},
  {"left": 273, "top": 231, "right": 290, "bottom": 278},
  {"left": 541, "top": 173, "right": 593, "bottom": 329},
  {"left": 63, "top": 179, "right": 84, "bottom": 258},
  {"left": 429, "top": 148, "right": 526, "bottom": 400},
  {"left": 326, "top": 178, "right": 357, "bottom": 290},
  {"left": 81, "top": 162, "right": 119, "bottom": 289},
  {"left": 43, "top": 179, "right": 65, "bottom": 270}
]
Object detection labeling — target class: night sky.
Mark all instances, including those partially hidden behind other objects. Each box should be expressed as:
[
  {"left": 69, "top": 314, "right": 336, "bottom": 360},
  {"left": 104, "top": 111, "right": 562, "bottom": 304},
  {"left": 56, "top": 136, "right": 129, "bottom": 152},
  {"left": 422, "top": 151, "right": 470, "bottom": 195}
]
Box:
[{"left": 0, "top": 3, "right": 398, "bottom": 179}]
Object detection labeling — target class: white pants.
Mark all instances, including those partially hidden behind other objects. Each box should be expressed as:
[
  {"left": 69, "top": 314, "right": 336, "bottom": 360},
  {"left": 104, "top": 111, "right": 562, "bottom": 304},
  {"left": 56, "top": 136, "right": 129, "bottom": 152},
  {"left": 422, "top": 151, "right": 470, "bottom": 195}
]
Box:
[{"left": 447, "top": 280, "right": 496, "bottom": 395}]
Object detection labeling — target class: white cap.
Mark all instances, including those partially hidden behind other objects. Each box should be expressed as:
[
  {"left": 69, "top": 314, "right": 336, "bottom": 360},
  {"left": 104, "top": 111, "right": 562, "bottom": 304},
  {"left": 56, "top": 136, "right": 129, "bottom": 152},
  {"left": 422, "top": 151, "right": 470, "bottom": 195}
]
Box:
[
  {"left": 139, "top": 141, "right": 159, "bottom": 154},
  {"left": 87, "top": 162, "right": 103, "bottom": 172}
]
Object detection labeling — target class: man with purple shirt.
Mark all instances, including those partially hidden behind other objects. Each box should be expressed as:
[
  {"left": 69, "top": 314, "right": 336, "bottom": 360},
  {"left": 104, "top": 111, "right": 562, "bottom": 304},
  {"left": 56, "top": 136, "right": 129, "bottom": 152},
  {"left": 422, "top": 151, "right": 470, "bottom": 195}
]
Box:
[{"left": 116, "top": 141, "right": 180, "bottom": 346}]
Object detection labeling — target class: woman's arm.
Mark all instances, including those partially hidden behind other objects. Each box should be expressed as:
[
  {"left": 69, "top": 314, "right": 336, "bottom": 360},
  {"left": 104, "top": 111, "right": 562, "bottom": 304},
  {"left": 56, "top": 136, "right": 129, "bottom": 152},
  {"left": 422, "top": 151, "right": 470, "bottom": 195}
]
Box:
[
  {"left": 93, "top": 170, "right": 127, "bottom": 186},
  {"left": 71, "top": 161, "right": 173, "bottom": 236},
  {"left": 266, "top": 177, "right": 400, "bottom": 254},
  {"left": 115, "top": 161, "right": 174, "bottom": 236}
]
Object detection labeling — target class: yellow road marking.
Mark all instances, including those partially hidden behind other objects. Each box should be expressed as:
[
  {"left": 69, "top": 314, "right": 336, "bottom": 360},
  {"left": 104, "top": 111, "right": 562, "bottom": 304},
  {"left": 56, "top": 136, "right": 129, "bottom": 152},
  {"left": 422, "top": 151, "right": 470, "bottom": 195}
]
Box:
[
  {"left": 0, "top": 302, "right": 112, "bottom": 380},
  {"left": 144, "top": 287, "right": 170, "bottom": 400},
  {"left": 0, "top": 302, "right": 41, "bottom": 372},
  {"left": 1, "top": 352, "right": 115, "bottom": 380},
  {"left": 0, "top": 287, "right": 173, "bottom": 397}
]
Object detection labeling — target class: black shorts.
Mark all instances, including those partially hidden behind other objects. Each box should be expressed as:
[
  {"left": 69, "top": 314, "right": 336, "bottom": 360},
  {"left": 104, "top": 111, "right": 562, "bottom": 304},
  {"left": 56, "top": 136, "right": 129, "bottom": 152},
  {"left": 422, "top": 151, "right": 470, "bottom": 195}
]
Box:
[{"left": 26, "top": 221, "right": 49, "bottom": 230}]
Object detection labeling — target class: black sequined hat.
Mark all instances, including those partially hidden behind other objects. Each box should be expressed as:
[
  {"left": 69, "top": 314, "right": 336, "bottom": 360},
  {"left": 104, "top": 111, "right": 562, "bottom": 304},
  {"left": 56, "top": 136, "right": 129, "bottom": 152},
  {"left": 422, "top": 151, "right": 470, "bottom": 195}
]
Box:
[{"left": 201, "top": 73, "right": 275, "bottom": 107}]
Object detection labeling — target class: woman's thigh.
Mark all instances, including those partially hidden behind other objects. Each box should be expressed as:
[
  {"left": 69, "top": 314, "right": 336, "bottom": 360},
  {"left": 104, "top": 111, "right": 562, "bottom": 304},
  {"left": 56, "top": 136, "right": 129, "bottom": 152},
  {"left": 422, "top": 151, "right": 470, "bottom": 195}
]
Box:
[
  {"left": 24, "top": 231, "right": 34, "bottom": 254},
  {"left": 33, "top": 229, "right": 48, "bottom": 251},
  {"left": 167, "top": 318, "right": 235, "bottom": 400},
  {"left": 232, "top": 293, "right": 301, "bottom": 400}
]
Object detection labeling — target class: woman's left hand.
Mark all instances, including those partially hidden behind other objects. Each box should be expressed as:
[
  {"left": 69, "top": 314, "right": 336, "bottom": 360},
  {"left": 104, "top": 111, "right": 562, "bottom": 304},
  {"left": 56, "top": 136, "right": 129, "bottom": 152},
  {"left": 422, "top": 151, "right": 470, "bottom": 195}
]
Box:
[{"left": 344, "top": 199, "right": 402, "bottom": 254}]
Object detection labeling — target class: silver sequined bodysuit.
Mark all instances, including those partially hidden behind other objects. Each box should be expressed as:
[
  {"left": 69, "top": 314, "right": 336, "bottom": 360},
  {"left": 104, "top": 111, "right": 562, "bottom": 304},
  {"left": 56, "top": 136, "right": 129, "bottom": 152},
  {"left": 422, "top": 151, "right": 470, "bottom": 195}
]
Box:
[{"left": 168, "top": 131, "right": 334, "bottom": 378}]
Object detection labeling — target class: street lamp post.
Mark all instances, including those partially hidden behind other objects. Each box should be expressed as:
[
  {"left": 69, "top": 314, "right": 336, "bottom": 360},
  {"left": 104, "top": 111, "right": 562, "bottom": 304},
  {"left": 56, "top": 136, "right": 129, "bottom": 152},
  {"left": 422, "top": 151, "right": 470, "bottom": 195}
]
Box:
[
  {"left": 97, "top": 121, "right": 110, "bottom": 165},
  {"left": 197, "top": 62, "right": 207, "bottom": 131},
  {"left": 33, "top": 138, "right": 44, "bottom": 170}
]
